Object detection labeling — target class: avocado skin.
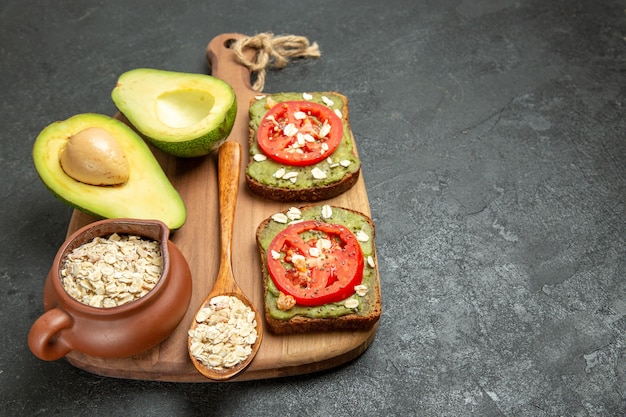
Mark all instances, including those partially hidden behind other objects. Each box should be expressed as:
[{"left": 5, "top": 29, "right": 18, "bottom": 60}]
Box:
[
  {"left": 32, "top": 113, "right": 187, "bottom": 229},
  {"left": 111, "top": 68, "right": 237, "bottom": 158}
]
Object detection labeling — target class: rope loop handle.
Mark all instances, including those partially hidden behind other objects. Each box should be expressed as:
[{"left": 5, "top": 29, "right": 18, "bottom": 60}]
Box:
[{"left": 231, "top": 33, "right": 321, "bottom": 92}]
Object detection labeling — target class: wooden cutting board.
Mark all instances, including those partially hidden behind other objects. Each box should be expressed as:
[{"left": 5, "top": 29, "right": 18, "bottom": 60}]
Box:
[{"left": 61, "top": 33, "right": 380, "bottom": 382}]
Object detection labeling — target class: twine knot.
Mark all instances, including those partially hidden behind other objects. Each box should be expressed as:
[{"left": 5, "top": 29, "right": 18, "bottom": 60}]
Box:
[{"left": 231, "top": 33, "right": 321, "bottom": 92}]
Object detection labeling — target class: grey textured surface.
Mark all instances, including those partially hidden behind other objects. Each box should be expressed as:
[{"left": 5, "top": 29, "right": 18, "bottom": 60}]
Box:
[{"left": 2, "top": 0, "right": 625, "bottom": 415}]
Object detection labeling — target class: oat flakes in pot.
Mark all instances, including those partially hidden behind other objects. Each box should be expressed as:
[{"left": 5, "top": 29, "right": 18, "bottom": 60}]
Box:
[{"left": 28, "top": 218, "right": 193, "bottom": 361}]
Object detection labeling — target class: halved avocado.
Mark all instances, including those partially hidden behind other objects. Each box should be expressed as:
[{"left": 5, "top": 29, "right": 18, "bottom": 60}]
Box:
[
  {"left": 33, "top": 113, "right": 187, "bottom": 230},
  {"left": 111, "top": 68, "right": 237, "bottom": 158}
]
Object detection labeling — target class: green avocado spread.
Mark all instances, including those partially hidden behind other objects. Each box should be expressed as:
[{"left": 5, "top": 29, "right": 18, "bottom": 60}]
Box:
[
  {"left": 258, "top": 206, "right": 378, "bottom": 321},
  {"left": 247, "top": 92, "right": 360, "bottom": 189}
]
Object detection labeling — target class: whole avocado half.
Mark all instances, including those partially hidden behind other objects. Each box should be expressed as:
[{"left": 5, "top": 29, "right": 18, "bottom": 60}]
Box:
[
  {"left": 111, "top": 68, "right": 237, "bottom": 158},
  {"left": 32, "top": 113, "right": 187, "bottom": 230}
]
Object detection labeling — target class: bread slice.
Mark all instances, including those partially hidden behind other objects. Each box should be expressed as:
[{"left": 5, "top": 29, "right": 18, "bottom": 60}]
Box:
[
  {"left": 246, "top": 92, "right": 361, "bottom": 202},
  {"left": 256, "top": 205, "right": 381, "bottom": 334}
]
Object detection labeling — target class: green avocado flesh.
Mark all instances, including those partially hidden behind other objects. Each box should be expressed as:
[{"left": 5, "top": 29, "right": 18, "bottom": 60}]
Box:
[
  {"left": 247, "top": 92, "right": 360, "bottom": 189},
  {"left": 33, "top": 113, "right": 187, "bottom": 229},
  {"left": 257, "top": 206, "right": 377, "bottom": 321},
  {"left": 111, "top": 68, "right": 236, "bottom": 158}
]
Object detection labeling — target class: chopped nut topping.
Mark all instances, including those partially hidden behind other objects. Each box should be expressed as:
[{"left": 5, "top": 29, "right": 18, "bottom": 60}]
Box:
[
  {"left": 302, "top": 92, "right": 313, "bottom": 100},
  {"left": 276, "top": 292, "right": 296, "bottom": 311},
  {"left": 253, "top": 153, "right": 267, "bottom": 162},
  {"left": 291, "top": 254, "right": 307, "bottom": 272},
  {"left": 265, "top": 96, "right": 276, "bottom": 109}
]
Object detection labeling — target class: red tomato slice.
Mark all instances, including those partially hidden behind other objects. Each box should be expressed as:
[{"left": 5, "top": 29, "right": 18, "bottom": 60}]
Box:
[
  {"left": 257, "top": 101, "right": 343, "bottom": 166},
  {"left": 267, "top": 220, "right": 364, "bottom": 306}
]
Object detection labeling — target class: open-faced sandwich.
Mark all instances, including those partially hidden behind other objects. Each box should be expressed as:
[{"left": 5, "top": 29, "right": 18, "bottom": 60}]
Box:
[
  {"left": 246, "top": 92, "right": 361, "bottom": 202},
  {"left": 256, "top": 204, "right": 381, "bottom": 334}
]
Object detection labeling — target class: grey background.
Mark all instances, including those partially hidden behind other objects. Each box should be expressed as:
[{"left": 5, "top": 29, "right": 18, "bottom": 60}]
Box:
[{"left": 2, "top": 0, "right": 625, "bottom": 415}]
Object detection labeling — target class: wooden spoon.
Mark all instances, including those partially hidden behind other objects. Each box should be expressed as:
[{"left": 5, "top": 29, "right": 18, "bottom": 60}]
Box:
[{"left": 187, "top": 141, "right": 263, "bottom": 380}]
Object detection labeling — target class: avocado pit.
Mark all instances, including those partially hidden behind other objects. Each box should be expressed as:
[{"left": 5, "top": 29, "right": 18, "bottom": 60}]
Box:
[{"left": 60, "top": 127, "right": 130, "bottom": 186}]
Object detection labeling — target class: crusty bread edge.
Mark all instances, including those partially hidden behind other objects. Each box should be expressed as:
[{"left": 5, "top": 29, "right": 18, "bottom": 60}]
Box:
[
  {"left": 246, "top": 166, "right": 360, "bottom": 202},
  {"left": 245, "top": 92, "right": 361, "bottom": 202},
  {"left": 256, "top": 205, "right": 382, "bottom": 335}
]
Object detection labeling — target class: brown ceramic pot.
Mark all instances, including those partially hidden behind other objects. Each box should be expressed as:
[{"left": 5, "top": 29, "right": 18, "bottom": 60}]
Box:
[{"left": 28, "top": 218, "right": 192, "bottom": 361}]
